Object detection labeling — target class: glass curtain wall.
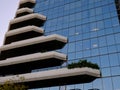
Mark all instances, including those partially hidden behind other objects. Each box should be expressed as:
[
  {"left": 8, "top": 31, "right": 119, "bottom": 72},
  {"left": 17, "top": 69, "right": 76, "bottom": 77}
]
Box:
[{"left": 31, "top": 0, "right": 120, "bottom": 90}]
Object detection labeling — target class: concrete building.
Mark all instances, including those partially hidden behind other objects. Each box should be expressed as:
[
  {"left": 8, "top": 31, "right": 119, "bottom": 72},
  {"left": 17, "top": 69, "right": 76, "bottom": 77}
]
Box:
[{"left": 1, "top": 0, "right": 120, "bottom": 90}]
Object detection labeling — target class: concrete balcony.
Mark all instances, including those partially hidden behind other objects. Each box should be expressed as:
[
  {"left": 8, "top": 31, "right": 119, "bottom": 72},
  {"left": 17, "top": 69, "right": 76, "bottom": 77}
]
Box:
[
  {"left": 0, "top": 67, "right": 101, "bottom": 89},
  {"left": 0, "top": 51, "right": 67, "bottom": 75},
  {"left": 0, "top": 34, "right": 67, "bottom": 60},
  {"left": 15, "top": 8, "right": 33, "bottom": 17},
  {"left": 9, "top": 13, "right": 46, "bottom": 30},
  {"left": 18, "top": 0, "right": 36, "bottom": 9},
  {"left": 5, "top": 26, "right": 44, "bottom": 44}
]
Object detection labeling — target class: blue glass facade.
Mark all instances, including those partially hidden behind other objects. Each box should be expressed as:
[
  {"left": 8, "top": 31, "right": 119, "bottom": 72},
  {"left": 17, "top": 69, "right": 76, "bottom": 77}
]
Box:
[{"left": 32, "top": 0, "right": 120, "bottom": 90}]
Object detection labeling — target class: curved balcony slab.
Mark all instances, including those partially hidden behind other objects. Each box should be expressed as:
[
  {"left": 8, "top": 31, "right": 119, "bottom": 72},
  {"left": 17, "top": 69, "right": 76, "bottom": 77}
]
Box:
[
  {"left": 6, "top": 26, "right": 44, "bottom": 37},
  {"left": 0, "top": 34, "right": 67, "bottom": 60},
  {"left": 9, "top": 13, "right": 46, "bottom": 30},
  {"left": 10, "top": 13, "right": 46, "bottom": 24},
  {"left": 18, "top": 0, "right": 36, "bottom": 9},
  {"left": 20, "top": 0, "right": 36, "bottom": 4},
  {"left": 15, "top": 8, "right": 33, "bottom": 17},
  {"left": 1, "top": 34, "right": 67, "bottom": 51},
  {"left": 0, "top": 51, "right": 67, "bottom": 75},
  {"left": 5, "top": 26, "right": 44, "bottom": 44},
  {"left": 0, "top": 67, "right": 101, "bottom": 88}
]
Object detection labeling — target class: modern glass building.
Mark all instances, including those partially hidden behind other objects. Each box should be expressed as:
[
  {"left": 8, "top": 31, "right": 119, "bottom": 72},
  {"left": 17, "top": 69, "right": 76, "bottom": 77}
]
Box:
[
  {"left": 0, "top": 0, "right": 120, "bottom": 90},
  {"left": 32, "top": 0, "right": 120, "bottom": 90}
]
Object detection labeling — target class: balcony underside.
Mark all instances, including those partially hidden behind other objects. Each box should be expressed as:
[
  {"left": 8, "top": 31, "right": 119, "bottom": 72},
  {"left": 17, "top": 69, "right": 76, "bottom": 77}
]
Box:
[
  {"left": 0, "top": 40, "right": 66, "bottom": 60},
  {"left": 6, "top": 26, "right": 44, "bottom": 37},
  {"left": 18, "top": 2, "right": 35, "bottom": 9},
  {"left": 9, "top": 18, "right": 45, "bottom": 30},
  {"left": 15, "top": 8, "right": 33, "bottom": 18},
  {"left": 0, "top": 68, "right": 100, "bottom": 89},
  {"left": 27, "top": 75, "right": 97, "bottom": 89},
  {"left": 9, "top": 14, "right": 46, "bottom": 30},
  {"left": 5, "top": 31, "right": 43, "bottom": 44},
  {"left": 0, "top": 34, "right": 67, "bottom": 60},
  {"left": 16, "top": 12, "right": 31, "bottom": 18},
  {"left": 0, "top": 52, "right": 66, "bottom": 75}
]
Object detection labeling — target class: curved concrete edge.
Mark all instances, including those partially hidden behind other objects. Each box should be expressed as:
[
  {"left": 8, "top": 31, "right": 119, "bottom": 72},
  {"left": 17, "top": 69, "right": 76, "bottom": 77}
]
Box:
[
  {"left": 0, "top": 67, "right": 100, "bottom": 84},
  {"left": 16, "top": 8, "right": 33, "bottom": 15},
  {"left": 6, "top": 26, "right": 44, "bottom": 37},
  {"left": 19, "top": 0, "right": 36, "bottom": 4},
  {"left": 10, "top": 13, "right": 46, "bottom": 25},
  {"left": 0, "top": 34, "right": 67, "bottom": 51},
  {"left": 0, "top": 51, "right": 67, "bottom": 66}
]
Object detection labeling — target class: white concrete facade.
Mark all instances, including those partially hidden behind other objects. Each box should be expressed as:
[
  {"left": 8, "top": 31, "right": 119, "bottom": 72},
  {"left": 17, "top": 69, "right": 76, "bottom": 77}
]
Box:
[
  {"left": 6, "top": 26, "right": 44, "bottom": 37},
  {"left": 0, "top": 51, "right": 66, "bottom": 66},
  {"left": 19, "top": 0, "right": 36, "bottom": 5},
  {"left": 0, "top": 34, "right": 67, "bottom": 51},
  {"left": 16, "top": 8, "right": 33, "bottom": 16},
  {"left": 10, "top": 13, "right": 46, "bottom": 25},
  {"left": 0, "top": 67, "right": 100, "bottom": 84}
]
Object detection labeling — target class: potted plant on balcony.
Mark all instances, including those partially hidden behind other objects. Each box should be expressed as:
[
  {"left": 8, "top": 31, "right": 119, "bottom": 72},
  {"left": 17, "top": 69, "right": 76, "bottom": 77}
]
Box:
[{"left": 67, "top": 60, "right": 100, "bottom": 69}]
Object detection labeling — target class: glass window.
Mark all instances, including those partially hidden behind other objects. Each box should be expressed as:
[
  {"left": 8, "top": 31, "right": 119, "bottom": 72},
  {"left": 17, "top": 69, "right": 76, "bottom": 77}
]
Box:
[
  {"left": 115, "top": 33, "right": 120, "bottom": 44},
  {"left": 69, "top": 27, "right": 76, "bottom": 36},
  {"left": 91, "top": 48, "right": 99, "bottom": 56},
  {"left": 96, "top": 7, "right": 102, "bottom": 15},
  {"left": 84, "top": 82, "right": 92, "bottom": 90},
  {"left": 100, "top": 55, "right": 110, "bottom": 68},
  {"left": 98, "top": 36, "right": 107, "bottom": 47},
  {"left": 83, "top": 40, "right": 91, "bottom": 50},
  {"left": 90, "top": 56, "right": 101, "bottom": 67},
  {"left": 99, "top": 47, "right": 108, "bottom": 55},
  {"left": 91, "top": 38, "right": 98, "bottom": 48},
  {"left": 76, "top": 51, "right": 83, "bottom": 59},
  {"left": 109, "top": 54, "right": 119, "bottom": 66},
  {"left": 97, "top": 20, "right": 104, "bottom": 29},
  {"left": 83, "top": 50, "right": 91, "bottom": 57},
  {"left": 68, "top": 52, "right": 75, "bottom": 60},
  {"left": 112, "top": 76, "right": 120, "bottom": 90},
  {"left": 106, "top": 35, "right": 115, "bottom": 45},
  {"left": 105, "top": 28, "right": 113, "bottom": 35},
  {"left": 108, "top": 45, "right": 117, "bottom": 53},
  {"left": 111, "top": 66, "right": 120, "bottom": 76},
  {"left": 93, "top": 78, "right": 103, "bottom": 90},
  {"left": 75, "top": 84, "right": 83, "bottom": 90},
  {"left": 102, "top": 67, "right": 111, "bottom": 77},
  {"left": 111, "top": 17, "right": 119, "bottom": 26},
  {"left": 104, "top": 19, "right": 112, "bottom": 28},
  {"left": 60, "top": 86, "right": 66, "bottom": 90},
  {"left": 67, "top": 85, "right": 74, "bottom": 90},
  {"left": 102, "top": 78, "right": 113, "bottom": 90},
  {"left": 68, "top": 43, "right": 75, "bottom": 52},
  {"left": 76, "top": 41, "right": 83, "bottom": 51}
]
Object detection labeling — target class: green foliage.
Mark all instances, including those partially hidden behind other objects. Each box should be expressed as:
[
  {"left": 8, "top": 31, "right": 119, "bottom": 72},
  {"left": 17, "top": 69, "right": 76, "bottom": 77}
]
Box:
[
  {"left": 0, "top": 77, "right": 28, "bottom": 90},
  {"left": 67, "top": 60, "right": 100, "bottom": 69}
]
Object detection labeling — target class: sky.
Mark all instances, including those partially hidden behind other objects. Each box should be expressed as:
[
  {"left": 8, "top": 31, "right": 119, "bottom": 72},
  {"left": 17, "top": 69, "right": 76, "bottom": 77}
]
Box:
[{"left": 0, "top": 0, "right": 19, "bottom": 46}]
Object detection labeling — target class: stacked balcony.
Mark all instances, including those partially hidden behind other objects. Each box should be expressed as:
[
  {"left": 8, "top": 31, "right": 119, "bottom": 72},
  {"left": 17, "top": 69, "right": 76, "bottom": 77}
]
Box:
[
  {"left": 0, "top": 68, "right": 100, "bottom": 89},
  {"left": 18, "top": 0, "right": 36, "bottom": 9},
  {"left": 0, "top": 0, "right": 67, "bottom": 78},
  {"left": 0, "top": 0, "right": 101, "bottom": 89}
]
